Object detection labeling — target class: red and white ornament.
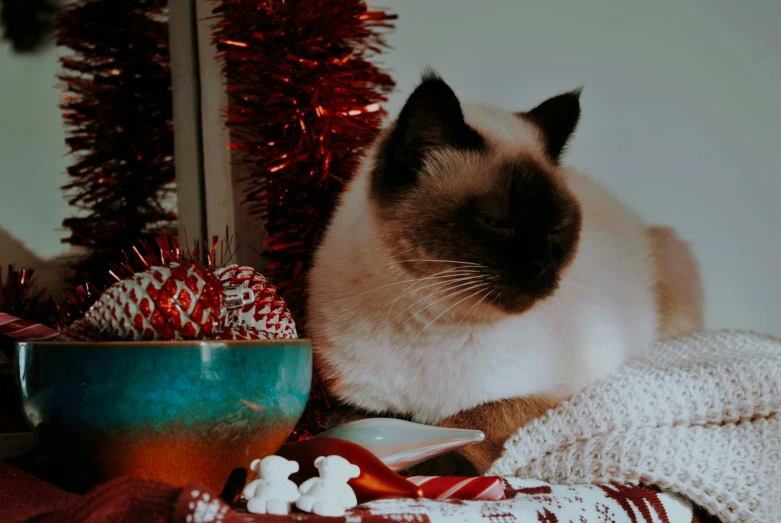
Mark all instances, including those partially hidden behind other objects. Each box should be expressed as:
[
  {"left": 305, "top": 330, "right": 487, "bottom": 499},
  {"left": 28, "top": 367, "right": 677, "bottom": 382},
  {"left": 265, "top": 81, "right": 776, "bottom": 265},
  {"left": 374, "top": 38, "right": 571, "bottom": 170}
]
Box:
[
  {"left": 0, "top": 313, "right": 58, "bottom": 341},
  {"left": 406, "top": 476, "right": 505, "bottom": 501},
  {"left": 52, "top": 260, "right": 294, "bottom": 342},
  {"left": 214, "top": 264, "right": 297, "bottom": 339},
  {"left": 211, "top": 325, "right": 275, "bottom": 341},
  {"left": 79, "top": 260, "right": 228, "bottom": 341}
]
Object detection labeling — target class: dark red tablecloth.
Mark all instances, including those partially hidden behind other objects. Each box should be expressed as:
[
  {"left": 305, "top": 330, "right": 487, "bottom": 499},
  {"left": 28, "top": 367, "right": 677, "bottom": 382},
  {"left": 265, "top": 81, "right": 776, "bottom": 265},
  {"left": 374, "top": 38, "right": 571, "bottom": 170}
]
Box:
[
  {"left": 0, "top": 461, "right": 407, "bottom": 523},
  {"left": 1, "top": 461, "right": 195, "bottom": 523},
  {"left": 1, "top": 460, "right": 722, "bottom": 523}
]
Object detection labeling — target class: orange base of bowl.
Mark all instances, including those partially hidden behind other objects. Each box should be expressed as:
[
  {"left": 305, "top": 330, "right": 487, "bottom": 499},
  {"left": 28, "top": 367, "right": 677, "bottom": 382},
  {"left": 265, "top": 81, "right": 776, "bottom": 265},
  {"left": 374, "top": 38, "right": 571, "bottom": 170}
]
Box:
[{"left": 37, "top": 422, "right": 291, "bottom": 495}]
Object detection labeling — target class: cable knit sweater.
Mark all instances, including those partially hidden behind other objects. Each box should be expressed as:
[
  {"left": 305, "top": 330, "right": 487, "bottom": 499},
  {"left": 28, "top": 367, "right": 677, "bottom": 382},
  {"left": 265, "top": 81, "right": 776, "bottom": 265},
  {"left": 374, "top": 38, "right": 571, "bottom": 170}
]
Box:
[{"left": 488, "top": 330, "right": 781, "bottom": 522}]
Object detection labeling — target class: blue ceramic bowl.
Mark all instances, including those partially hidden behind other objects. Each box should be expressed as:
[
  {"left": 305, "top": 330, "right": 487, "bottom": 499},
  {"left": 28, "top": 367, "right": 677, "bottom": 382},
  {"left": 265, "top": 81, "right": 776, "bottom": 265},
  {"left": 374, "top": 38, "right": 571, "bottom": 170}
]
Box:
[{"left": 16, "top": 339, "right": 312, "bottom": 491}]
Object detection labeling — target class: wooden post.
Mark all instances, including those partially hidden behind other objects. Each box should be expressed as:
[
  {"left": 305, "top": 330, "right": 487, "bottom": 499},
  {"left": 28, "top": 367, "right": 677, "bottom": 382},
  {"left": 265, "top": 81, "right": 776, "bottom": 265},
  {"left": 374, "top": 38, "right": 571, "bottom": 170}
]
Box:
[
  {"left": 194, "top": 0, "right": 236, "bottom": 248},
  {"left": 168, "top": 0, "right": 207, "bottom": 247},
  {"left": 169, "top": 0, "right": 264, "bottom": 267}
]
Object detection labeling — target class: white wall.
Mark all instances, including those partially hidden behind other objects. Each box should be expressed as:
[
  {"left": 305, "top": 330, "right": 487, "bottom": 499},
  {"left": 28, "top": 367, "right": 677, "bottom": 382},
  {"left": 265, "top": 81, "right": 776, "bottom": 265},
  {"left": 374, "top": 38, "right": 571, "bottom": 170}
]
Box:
[
  {"left": 381, "top": 0, "right": 781, "bottom": 336},
  {"left": 0, "top": 43, "right": 71, "bottom": 261}
]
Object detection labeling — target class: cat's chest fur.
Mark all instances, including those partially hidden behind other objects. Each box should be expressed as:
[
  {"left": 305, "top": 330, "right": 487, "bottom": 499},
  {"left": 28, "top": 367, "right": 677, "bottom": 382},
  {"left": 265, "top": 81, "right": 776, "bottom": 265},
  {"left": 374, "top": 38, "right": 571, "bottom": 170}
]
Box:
[{"left": 323, "top": 304, "right": 620, "bottom": 424}]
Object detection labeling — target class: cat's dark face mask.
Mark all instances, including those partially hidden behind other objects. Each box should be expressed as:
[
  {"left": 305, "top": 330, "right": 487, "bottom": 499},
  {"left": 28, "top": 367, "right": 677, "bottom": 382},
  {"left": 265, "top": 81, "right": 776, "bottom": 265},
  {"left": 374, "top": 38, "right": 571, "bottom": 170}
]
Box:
[{"left": 370, "top": 71, "right": 583, "bottom": 314}]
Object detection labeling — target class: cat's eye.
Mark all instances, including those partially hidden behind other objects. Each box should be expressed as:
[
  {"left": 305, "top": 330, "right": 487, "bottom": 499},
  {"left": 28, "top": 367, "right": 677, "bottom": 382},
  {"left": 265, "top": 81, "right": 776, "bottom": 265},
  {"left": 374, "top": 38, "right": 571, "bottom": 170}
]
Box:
[{"left": 475, "top": 211, "right": 511, "bottom": 231}]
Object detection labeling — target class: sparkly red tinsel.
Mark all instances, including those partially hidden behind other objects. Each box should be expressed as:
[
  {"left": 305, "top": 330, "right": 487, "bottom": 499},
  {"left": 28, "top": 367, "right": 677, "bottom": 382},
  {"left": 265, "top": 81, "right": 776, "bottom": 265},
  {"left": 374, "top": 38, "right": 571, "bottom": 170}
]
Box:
[
  {"left": 212, "top": 0, "right": 395, "bottom": 325},
  {"left": 56, "top": 0, "right": 175, "bottom": 289},
  {"left": 211, "top": 0, "right": 395, "bottom": 440}
]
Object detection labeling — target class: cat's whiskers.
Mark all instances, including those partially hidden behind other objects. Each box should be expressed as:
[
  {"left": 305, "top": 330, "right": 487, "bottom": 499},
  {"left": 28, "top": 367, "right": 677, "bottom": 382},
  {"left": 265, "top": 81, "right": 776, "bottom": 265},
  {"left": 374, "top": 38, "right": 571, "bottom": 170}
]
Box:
[
  {"left": 393, "top": 259, "right": 485, "bottom": 266},
  {"left": 561, "top": 279, "right": 608, "bottom": 301},
  {"left": 486, "top": 289, "right": 500, "bottom": 310},
  {"left": 458, "top": 292, "right": 486, "bottom": 328},
  {"left": 410, "top": 283, "right": 492, "bottom": 345},
  {"left": 563, "top": 281, "right": 590, "bottom": 292},
  {"left": 407, "top": 279, "right": 493, "bottom": 326},
  {"left": 344, "top": 267, "right": 480, "bottom": 302},
  {"left": 383, "top": 274, "right": 490, "bottom": 330},
  {"left": 370, "top": 268, "right": 481, "bottom": 326},
  {"left": 369, "top": 258, "right": 485, "bottom": 275},
  {"left": 458, "top": 287, "right": 494, "bottom": 328},
  {"left": 389, "top": 273, "right": 489, "bottom": 310},
  {"left": 537, "top": 264, "right": 553, "bottom": 278}
]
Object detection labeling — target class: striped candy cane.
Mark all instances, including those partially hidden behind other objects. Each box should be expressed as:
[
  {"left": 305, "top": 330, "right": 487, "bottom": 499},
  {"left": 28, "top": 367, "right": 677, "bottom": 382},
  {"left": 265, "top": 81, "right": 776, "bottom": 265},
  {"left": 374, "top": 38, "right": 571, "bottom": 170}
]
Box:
[
  {"left": 406, "top": 476, "right": 505, "bottom": 501},
  {"left": 0, "top": 313, "right": 59, "bottom": 341}
]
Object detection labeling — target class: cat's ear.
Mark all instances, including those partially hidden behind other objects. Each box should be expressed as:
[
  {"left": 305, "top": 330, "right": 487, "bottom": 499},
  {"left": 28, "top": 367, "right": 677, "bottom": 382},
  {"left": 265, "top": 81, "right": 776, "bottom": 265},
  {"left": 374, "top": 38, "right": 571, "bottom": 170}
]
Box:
[
  {"left": 373, "top": 70, "right": 484, "bottom": 201},
  {"left": 394, "top": 70, "right": 483, "bottom": 153},
  {"left": 521, "top": 88, "right": 582, "bottom": 163}
]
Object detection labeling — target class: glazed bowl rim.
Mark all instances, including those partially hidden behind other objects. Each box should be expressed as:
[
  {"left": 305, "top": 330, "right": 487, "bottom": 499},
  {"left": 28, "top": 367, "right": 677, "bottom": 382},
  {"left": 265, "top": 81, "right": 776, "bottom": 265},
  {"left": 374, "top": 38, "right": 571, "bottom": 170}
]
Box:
[{"left": 16, "top": 338, "right": 311, "bottom": 348}]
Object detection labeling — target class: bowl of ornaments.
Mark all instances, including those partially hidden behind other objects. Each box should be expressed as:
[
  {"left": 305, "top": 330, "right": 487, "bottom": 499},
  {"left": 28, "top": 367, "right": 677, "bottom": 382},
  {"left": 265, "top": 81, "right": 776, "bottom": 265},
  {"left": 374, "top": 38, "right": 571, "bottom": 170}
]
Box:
[{"left": 14, "top": 259, "right": 312, "bottom": 493}]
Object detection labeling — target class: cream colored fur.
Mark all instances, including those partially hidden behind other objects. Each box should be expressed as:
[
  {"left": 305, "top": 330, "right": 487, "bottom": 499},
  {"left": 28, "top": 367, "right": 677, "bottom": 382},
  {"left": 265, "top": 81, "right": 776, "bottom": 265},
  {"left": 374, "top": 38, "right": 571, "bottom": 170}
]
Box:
[{"left": 309, "top": 102, "right": 682, "bottom": 424}]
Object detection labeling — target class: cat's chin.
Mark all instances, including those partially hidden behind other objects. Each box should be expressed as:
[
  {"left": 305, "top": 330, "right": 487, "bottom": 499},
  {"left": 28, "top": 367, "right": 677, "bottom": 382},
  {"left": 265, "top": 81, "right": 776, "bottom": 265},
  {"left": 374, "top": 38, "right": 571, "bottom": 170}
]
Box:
[
  {"left": 484, "top": 281, "right": 560, "bottom": 315},
  {"left": 491, "top": 296, "right": 539, "bottom": 315}
]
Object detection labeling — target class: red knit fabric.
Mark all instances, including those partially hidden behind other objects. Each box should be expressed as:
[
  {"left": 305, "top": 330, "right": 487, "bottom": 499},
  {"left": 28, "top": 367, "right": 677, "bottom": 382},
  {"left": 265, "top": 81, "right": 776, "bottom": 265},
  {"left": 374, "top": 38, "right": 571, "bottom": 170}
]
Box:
[
  {"left": 0, "top": 461, "right": 216, "bottom": 523},
  {"left": 0, "top": 461, "right": 80, "bottom": 521},
  {"left": 0, "top": 461, "right": 388, "bottom": 523}
]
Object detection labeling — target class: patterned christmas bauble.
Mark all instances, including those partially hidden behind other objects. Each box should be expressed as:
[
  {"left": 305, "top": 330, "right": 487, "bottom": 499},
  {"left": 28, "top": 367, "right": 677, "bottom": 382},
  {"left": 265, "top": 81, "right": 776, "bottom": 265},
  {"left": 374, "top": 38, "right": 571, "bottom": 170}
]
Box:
[
  {"left": 80, "top": 260, "right": 227, "bottom": 340},
  {"left": 211, "top": 325, "right": 275, "bottom": 341},
  {"left": 214, "top": 264, "right": 297, "bottom": 339}
]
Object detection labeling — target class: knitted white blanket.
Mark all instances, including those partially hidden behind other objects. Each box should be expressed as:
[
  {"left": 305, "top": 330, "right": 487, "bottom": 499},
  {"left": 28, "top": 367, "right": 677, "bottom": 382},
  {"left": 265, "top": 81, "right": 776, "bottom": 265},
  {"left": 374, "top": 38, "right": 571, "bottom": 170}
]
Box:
[{"left": 489, "top": 330, "right": 781, "bottom": 522}]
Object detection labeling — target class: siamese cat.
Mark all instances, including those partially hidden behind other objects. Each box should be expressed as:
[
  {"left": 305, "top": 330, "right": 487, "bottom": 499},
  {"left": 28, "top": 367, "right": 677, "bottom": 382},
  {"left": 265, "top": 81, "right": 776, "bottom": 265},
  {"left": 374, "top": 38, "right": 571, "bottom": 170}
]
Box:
[{"left": 307, "top": 71, "right": 702, "bottom": 474}]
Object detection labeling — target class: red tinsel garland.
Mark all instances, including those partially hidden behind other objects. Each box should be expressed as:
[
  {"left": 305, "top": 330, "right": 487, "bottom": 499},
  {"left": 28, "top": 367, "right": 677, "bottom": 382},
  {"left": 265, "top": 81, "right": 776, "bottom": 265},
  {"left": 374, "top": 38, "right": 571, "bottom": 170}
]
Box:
[
  {"left": 212, "top": 0, "right": 395, "bottom": 327},
  {"left": 211, "top": 0, "right": 396, "bottom": 440},
  {"left": 56, "top": 0, "right": 176, "bottom": 291}
]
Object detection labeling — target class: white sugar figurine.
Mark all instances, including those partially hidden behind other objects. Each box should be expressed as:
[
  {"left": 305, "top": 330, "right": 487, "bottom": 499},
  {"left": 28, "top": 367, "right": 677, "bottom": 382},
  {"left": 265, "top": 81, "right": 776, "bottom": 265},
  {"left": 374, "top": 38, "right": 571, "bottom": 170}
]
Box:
[
  {"left": 243, "top": 456, "right": 300, "bottom": 515},
  {"left": 296, "top": 456, "right": 360, "bottom": 517}
]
